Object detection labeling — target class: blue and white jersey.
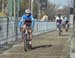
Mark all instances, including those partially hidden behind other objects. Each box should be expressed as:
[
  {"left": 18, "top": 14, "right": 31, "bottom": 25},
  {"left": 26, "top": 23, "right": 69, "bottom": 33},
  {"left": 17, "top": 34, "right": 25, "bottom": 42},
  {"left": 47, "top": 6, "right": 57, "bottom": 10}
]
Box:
[
  {"left": 64, "top": 17, "right": 69, "bottom": 21},
  {"left": 18, "top": 14, "right": 35, "bottom": 29}
]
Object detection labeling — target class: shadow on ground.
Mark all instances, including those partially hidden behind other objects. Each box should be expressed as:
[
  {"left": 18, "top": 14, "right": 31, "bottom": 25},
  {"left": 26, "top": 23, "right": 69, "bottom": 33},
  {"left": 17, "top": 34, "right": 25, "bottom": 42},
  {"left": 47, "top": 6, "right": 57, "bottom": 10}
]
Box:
[
  {"left": 32, "top": 45, "right": 52, "bottom": 50},
  {"left": 61, "top": 34, "right": 70, "bottom": 36}
]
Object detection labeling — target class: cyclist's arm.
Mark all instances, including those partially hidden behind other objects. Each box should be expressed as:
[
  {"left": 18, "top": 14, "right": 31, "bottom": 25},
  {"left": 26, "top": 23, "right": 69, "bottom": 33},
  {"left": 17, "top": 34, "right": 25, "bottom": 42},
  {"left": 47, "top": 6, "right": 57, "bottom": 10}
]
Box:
[
  {"left": 18, "top": 15, "right": 25, "bottom": 28},
  {"left": 30, "top": 15, "right": 35, "bottom": 30},
  {"left": 56, "top": 19, "right": 59, "bottom": 24}
]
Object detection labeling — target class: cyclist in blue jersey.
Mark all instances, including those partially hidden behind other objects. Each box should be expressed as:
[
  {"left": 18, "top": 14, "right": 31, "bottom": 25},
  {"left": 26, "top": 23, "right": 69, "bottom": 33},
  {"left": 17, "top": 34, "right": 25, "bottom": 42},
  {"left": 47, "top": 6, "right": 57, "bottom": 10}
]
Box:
[
  {"left": 63, "top": 16, "right": 69, "bottom": 31},
  {"left": 18, "top": 9, "right": 35, "bottom": 47}
]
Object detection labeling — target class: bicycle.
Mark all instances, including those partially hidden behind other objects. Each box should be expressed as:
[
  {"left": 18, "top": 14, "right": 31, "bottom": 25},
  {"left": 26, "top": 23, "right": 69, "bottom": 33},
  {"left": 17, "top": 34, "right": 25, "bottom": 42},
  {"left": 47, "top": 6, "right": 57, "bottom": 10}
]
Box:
[
  {"left": 65, "top": 22, "right": 69, "bottom": 32},
  {"left": 57, "top": 23, "right": 62, "bottom": 36},
  {"left": 23, "top": 22, "right": 32, "bottom": 51},
  {"left": 63, "top": 21, "right": 69, "bottom": 32}
]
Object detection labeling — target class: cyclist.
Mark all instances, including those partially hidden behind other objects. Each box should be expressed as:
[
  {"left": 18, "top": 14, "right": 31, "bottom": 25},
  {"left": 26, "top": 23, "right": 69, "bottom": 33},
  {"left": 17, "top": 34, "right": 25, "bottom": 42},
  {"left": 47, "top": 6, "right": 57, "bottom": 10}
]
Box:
[
  {"left": 56, "top": 15, "right": 63, "bottom": 32},
  {"left": 18, "top": 9, "right": 35, "bottom": 48},
  {"left": 63, "top": 16, "right": 69, "bottom": 31}
]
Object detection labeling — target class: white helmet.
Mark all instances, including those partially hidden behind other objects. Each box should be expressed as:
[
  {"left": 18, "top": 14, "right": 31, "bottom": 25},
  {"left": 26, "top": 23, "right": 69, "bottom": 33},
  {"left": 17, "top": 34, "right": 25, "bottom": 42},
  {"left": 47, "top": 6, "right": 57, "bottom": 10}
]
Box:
[{"left": 25, "top": 9, "right": 31, "bottom": 13}]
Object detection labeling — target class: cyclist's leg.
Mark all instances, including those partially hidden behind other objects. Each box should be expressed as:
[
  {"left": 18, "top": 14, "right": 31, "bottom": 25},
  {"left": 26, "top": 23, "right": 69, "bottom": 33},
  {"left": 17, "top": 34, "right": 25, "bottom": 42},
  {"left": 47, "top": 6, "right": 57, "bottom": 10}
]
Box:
[
  {"left": 20, "top": 28, "right": 24, "bottom": 40},
  {"left": 60, "top": 23, "right": 63, "bottom": 32},
  {"left": 56, "top": 23, "right": 59, "bottom": 31},
  {"left": 21, "top": 24, "right": 27, "bottom": 46},
  {"left": 65, "top": 21, "right": 68, "bottom": 31},
  {"left": 29, "top": 29, "right": 32, "bottom": 39},
  {"left": 66, "top": 21, "right": 69, "bottom": 31},
  {"left": 29, "top": 28, "right": 32, "bottom": 47},
  {"left": 63, "top": 21, "right": 65, "bottom": 29}
]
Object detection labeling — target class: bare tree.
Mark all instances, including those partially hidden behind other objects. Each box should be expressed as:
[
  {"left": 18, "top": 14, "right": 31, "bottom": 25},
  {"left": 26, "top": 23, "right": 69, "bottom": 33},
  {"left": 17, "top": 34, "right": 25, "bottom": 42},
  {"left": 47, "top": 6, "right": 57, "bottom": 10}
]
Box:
[
  {"left": 67, "top": 0, "right": 73, "bottom": 8},
  {"left": 47, "top": 2, "right": 59, "bottom": 21}
]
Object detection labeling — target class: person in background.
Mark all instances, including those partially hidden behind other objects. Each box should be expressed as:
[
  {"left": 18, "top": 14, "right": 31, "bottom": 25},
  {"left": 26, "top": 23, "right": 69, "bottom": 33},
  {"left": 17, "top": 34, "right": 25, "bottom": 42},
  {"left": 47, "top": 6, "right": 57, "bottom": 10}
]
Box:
[{"left": 56, "top": 15, "right": 63, "bottom": 31}]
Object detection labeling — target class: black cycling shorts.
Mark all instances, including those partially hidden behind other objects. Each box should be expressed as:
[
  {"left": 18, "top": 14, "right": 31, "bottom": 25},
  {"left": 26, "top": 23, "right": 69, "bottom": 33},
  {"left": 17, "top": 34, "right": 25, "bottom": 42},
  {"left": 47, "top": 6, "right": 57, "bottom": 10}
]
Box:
[{"left": 66, "top": 20, "right": 69, "bottom": 24}]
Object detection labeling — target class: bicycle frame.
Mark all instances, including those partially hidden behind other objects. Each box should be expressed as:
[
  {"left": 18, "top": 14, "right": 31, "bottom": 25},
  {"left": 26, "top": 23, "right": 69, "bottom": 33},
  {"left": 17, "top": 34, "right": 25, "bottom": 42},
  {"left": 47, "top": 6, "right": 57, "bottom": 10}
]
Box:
[
  {"left": 65, "top": 23, "right": 69, "bottom": 32},
  {"left": 57, "top": 23, "right": 62, "bottom": 36},
  {"left": 24, "top": 23, "right": 31, "bottom": 51}
]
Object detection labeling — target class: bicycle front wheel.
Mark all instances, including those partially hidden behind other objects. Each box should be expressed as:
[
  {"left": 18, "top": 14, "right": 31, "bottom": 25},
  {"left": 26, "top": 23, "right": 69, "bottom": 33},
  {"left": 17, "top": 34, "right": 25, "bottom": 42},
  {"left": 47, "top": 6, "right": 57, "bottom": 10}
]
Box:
[{"left": 24, "top": 34, "right": 27, "bottom": 51}]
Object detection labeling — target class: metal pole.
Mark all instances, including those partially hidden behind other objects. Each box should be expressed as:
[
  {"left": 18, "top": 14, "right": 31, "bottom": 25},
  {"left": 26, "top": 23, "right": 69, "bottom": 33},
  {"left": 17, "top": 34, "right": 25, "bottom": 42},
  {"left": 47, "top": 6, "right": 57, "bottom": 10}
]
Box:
[
  {"left": 8, "top": 0, "right": 13, "bottom": 17},
  {"left": 39, "top": 9, "right": 41, "bottom": 19},
  {"left": 14, "top": 0, "right": 16, "bottom": 17},
  {"left": 36, "top": 1, "right": 41, "bottom": 19},
  {"left": 2, "top": 0, "right": 4, "bottom": 14},
  {"left": 29, "top": 0, "right": 31, "bottom": 9},
  {"left": 6, "top": 15, "right": 9, "bottom": 44},
  {"left": 31, "top": 0, "right": 34, "bottom": 15},
  {"left": 5, "top": 0, "right": 9, "bottom": 45},
  {"left": 74, "top": 0, "right": 75, "bottom": 31},
  {"left": 15, "top": 0, "right": 20, "bottom": 40},
  {"left": 14, "top": 0, "right": 17, "bottom": 40},
  {"left": 69, "top": 1, "right": 75, "bottom": 58}
]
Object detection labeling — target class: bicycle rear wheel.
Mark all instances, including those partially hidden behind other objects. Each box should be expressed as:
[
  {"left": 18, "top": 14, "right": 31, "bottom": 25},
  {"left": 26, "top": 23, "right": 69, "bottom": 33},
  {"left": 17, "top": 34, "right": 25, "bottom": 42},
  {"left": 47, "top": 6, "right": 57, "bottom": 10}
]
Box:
[
  {"left": 58, "top": 24, "right": 62, "bottom": 36},
  {"left": 59, "top": 28, "right": 61, "bottom": 36},
  {"left": 24, "top": 34, "right": 28, "bottom": 51},
  {"left": 66, "top": 24, "right": 69, "bottom": 32},
  {"left": 24, "top": 33, "right": 31, "bottom": 51},
  {"left": 27, "top": 33, "right": 32, "bottom": 49}
]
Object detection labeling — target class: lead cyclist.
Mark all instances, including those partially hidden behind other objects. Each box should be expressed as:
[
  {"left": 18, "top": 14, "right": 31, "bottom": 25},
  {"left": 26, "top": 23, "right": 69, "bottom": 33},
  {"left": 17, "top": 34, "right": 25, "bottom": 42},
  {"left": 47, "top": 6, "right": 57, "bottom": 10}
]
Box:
[{"left": 18, "top": 9, "right": 35, "bottom": 48}]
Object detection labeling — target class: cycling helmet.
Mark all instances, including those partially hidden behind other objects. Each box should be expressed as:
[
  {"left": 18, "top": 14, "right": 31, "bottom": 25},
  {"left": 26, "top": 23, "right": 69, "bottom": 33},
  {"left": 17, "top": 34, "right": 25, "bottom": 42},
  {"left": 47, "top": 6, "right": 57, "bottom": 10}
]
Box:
[{"left": 25, "top": 9, "right": 31, "bottom": 13}]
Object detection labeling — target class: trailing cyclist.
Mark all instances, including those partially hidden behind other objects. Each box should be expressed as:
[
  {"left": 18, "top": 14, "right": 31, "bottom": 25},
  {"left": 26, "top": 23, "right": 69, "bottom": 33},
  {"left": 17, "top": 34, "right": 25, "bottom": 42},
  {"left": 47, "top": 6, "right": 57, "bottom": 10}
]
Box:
[
  {"left": 56, "top": 15, "right": 63, "bottom": 35},
  {"left": 18, "top": 9, "right": 35, "bottom": 49},
  {"left": 63, "top": 16, "right": 69, "bottom": 32}
]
